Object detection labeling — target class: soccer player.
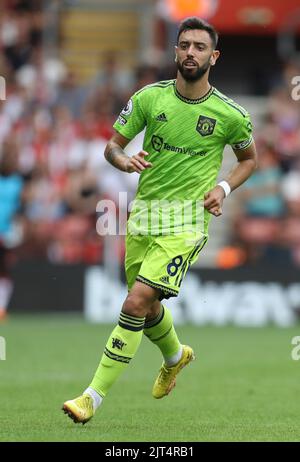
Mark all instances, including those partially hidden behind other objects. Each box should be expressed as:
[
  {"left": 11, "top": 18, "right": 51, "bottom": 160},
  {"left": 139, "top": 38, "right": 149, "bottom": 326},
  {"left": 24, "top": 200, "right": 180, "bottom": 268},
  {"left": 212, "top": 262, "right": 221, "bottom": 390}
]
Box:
[{"left": 63, "top": 17, "right": 257, "bottom": 424}]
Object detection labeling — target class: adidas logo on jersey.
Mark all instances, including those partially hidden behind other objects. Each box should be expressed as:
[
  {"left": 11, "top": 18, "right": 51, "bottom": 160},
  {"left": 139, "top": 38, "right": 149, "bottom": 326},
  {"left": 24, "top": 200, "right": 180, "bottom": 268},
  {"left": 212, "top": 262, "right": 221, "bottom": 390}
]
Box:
[
  {"left": 156, "top": 113, "right": 168, "bottom": 122},
  {"left": 160, "top": 276, "right": 170, "bottom": 285}
]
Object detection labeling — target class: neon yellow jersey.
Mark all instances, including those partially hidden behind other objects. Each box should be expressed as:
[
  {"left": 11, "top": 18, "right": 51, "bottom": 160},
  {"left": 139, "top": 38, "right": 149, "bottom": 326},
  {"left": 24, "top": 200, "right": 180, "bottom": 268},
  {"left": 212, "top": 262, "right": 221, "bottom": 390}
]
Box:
[{"left": 113, "top": 80, "right": 253, "bottom": 235}]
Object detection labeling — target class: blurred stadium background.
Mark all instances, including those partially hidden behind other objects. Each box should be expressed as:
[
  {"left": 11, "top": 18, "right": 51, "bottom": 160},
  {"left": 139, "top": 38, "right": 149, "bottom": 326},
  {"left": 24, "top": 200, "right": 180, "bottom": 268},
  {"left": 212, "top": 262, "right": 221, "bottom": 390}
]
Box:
[
  {"left": 1, "top": 0, "right": 300, "bottom": 443},
  {"left": 1, "top": 0, "right": 300, "bottom": 326}
]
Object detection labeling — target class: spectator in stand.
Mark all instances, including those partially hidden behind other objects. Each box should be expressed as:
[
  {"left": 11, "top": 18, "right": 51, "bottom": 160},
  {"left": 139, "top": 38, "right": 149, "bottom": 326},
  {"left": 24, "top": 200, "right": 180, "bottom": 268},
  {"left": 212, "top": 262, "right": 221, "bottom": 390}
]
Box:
[
  {"left": 22, "top": 158, "right": 65, "bottom": 258},
  {"left": 234, "top": 140, "right": 286, "bottom": 264},
  {"left": 281, "top": 160, "right": 300, "bottom": 266},
  {"left": 0, "top": 7, "right": 32, "bottom": 71},
  {"left": 53, "top": 70, "right": 88, "bottom": 119},
  {"left": 266, "top": 74, "right": 300, "bottom": 172},
  {"left": 1, "top": 0, "right": 43, "bottom": 71},
  {"left": 0, "top": 140, "right": 24, "bottom": 321},
  {"left": 90, "top": 51, "right": 135, "bottom": 103}
]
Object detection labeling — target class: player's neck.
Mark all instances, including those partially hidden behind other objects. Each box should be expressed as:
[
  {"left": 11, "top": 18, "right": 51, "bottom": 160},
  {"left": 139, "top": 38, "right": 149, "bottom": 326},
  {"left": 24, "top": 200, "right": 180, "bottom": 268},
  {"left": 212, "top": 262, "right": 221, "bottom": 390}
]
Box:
[{"left": 175, "top": 74, "right": 211, "bottom": 100}]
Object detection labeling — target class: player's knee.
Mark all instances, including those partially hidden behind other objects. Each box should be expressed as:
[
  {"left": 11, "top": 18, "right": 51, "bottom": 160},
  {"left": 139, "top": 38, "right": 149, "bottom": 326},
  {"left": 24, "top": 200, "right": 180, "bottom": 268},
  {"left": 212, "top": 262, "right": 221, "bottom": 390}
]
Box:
[{"left": 122, "top": 293, "right": 149, "bottom": 318}]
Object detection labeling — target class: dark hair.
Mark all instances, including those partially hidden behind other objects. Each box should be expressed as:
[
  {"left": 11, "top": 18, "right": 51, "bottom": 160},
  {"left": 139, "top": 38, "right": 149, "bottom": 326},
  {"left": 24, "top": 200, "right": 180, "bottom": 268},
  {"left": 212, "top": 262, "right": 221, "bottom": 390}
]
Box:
[{"left": 176, "top": 17, "right": 219, "bottom": 49}]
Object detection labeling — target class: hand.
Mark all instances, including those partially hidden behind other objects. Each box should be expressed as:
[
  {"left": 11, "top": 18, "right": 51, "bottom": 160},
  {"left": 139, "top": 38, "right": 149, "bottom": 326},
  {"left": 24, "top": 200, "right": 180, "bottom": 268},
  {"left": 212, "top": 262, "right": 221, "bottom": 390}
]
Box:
[
  {"left": 125, "top": 150, "right": 153, "bottom": 174},
  {"left": 204, "top": 185, "right": 225, "bottom": 217}
]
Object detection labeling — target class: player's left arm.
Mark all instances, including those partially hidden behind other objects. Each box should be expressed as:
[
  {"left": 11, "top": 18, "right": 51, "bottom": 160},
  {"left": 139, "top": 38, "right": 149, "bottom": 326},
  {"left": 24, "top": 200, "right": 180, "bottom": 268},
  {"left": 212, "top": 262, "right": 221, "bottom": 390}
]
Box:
[
  {"left": 204, "top": 141, "right": 258, "bottom": 217},
  {"left": 225, "top": 141, "right": 258, "bottom": 192}
]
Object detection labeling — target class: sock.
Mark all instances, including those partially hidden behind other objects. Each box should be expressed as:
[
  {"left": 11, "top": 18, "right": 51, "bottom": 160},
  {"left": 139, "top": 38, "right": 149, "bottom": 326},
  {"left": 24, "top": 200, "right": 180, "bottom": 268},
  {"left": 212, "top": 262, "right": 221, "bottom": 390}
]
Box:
[
  {"left": 84, "top": 387, "right": 103, "bottom": 412},
  {"left": 89, "top": 312, "right": 145, "bottom": 397},
  {"left": 144, "top": 305, "right": 182, "bottom": 366},
  {"left": 165, "top": 346, "right": 183, "bottom": 366}
]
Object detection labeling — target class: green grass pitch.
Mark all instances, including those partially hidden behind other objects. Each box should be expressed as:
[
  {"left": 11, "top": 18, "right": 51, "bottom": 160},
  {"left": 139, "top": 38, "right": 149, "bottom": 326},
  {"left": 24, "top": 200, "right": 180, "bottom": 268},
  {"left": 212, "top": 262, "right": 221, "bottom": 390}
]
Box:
[{"left": 1, "top": 314, "right": 300, "bottom": 442}]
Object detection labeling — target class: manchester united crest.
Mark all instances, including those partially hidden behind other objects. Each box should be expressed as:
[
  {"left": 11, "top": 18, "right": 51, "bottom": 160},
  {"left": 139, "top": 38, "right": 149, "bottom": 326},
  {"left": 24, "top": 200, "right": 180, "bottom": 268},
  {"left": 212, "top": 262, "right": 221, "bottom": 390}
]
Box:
[{"left": 196, "top": 116, "right": 217, "bottom": 136}]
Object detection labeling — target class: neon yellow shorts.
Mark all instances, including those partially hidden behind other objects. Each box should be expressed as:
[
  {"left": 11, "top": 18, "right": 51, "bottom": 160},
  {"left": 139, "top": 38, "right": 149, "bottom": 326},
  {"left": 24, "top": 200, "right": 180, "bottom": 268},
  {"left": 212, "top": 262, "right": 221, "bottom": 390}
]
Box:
[{"left": 125, "top": 231, "right": 208, "bottom": 299}]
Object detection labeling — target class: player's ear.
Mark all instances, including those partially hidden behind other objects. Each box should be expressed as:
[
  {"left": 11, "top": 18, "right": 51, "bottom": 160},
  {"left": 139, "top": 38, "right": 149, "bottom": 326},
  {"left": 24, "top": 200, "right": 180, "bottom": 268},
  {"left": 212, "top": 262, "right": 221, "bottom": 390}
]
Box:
[
  {"left": 210, "top": 50, "right": 220, "bottom": 66},
  {"left": 174, "top": 45, "right": 178, "bottom": 62}
]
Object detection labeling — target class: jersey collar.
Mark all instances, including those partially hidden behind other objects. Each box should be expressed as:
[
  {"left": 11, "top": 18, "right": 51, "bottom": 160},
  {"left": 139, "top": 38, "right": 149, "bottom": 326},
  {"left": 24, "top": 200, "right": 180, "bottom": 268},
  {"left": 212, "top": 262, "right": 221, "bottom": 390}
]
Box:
[{"left": 173, "top": 83, "right": 214, "bottom": 104}]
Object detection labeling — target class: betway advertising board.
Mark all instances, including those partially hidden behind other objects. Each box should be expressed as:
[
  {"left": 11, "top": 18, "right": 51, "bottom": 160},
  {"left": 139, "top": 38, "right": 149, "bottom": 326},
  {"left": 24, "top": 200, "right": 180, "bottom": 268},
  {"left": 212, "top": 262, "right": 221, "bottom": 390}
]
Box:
[{"left": 84, "top": 267, "right": 300, "bottom": 327}]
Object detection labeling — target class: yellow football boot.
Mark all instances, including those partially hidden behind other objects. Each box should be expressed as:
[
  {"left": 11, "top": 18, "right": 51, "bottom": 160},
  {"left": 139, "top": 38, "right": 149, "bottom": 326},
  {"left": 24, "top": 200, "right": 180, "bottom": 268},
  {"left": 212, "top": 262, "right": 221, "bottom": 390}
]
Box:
[
  {"left": 62, "top": 394, "right": 94, "bottom": 424},
  {"left": 152, "top": 345, "right": 195, "bottom": 399}
]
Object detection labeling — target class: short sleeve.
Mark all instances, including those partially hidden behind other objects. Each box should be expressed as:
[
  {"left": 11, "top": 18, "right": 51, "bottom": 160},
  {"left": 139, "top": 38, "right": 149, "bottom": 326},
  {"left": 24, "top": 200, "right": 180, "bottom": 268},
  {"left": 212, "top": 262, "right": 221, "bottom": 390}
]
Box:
[
  {"left": 113, "top": 92, "right": 146, "bottom": 140},
  {"left": 227, "top": 112, "right": 253, "bottom": 150}
]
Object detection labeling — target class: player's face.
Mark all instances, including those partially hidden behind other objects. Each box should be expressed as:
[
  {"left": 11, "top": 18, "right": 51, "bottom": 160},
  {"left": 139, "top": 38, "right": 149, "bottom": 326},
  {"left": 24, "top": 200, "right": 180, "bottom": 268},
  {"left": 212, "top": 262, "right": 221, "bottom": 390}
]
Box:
[{"left": 175, "top": 29, "right": 219, "bottom": 82}]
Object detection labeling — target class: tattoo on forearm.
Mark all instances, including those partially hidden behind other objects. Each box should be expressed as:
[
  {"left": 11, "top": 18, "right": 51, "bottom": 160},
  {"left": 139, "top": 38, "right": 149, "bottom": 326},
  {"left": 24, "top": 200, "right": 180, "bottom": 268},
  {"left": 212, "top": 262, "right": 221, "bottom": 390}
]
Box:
[{"left": 105, "top": 145, "right": 128, "bottom": 171}]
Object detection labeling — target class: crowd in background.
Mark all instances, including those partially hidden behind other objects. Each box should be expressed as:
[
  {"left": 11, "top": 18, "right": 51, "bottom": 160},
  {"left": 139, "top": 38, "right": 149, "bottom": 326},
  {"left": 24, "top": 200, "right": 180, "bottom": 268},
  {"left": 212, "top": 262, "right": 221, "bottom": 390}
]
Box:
[
  {"left": 219, "top": 63, "right": 300, "bottom": 268},
  {"left": 1, "top": 0, "right": 300, "bottom": 269}
]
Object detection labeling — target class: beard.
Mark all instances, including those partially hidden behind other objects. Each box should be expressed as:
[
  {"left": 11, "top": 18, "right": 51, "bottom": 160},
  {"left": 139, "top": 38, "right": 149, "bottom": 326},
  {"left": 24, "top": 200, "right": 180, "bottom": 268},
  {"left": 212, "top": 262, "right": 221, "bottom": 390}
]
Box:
[{"left": 177, "top": 58, "right": 211, "bottom": 82}]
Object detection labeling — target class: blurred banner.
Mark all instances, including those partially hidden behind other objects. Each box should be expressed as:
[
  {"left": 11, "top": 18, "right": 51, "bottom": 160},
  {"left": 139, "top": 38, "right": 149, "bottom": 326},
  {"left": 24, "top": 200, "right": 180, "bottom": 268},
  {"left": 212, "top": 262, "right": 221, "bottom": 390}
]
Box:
[
  {"left": 212, "top": 0, "right": 300, "bottom": 34},
  {"left": 159, "top": 0, "right": 219, "bottom": 21},
  {"left": 161, "top": 0, "right": 300, "bottom": 34},
  {"left": 9, "top": 263, "right": 300, "bottom": 327},
  {"left": 85, "top": 267, "right": 299, "bottom": 327}
]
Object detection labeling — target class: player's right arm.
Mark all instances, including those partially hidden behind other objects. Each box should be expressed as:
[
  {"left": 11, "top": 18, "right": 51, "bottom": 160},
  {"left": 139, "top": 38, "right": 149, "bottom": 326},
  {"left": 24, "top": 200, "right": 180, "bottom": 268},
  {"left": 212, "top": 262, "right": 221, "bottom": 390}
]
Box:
[
  {"left": 104, "top": 132, "right": 152, "bottom": 174},
  {"left": 104, "top": 91, "right": 152, "bottom": 174}
]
